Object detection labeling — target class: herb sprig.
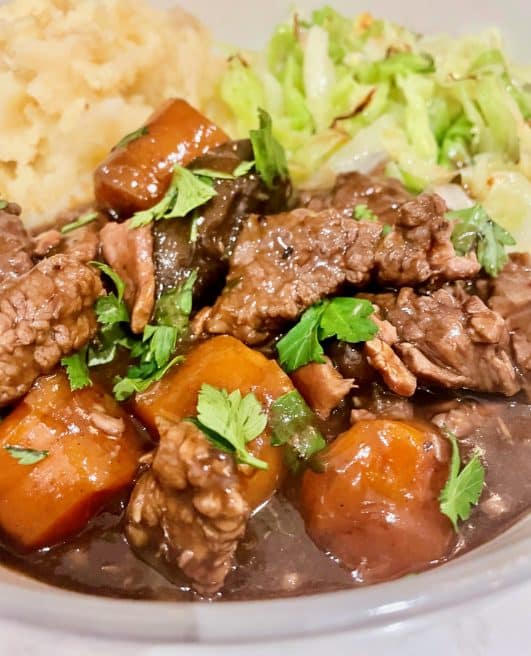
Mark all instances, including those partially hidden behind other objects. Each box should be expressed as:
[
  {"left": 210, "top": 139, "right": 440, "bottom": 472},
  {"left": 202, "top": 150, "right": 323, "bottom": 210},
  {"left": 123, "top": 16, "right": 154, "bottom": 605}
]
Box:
[
  {"left": 439, "top": 429, "right": 485, "bottom": 531},
  {"left": 191, "top": 383, "right": 269, "bottom": 470},
  {"left": 62, "top": 265, "right": 196, "bottom": 399},
  {"left": 448, "top": 204, "right": 515, "bottom": 277},
  {"left": 130, "top": 165, "right": 218, "bottom": 229},
  {"left": 277, "top": 297, "right": 378, "bottom": 372},
  {"left": 60, "top": 210, "right": 99, "bottom": 235},
  {"left": 4, "top": 445, "right": 49, "bottom": 465}
]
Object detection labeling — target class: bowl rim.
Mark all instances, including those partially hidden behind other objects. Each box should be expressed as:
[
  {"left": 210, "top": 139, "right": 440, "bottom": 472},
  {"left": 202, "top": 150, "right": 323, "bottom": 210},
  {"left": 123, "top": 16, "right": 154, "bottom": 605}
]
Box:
[{"left": 0, "top": 516, "right": 530, "bottom": 644}]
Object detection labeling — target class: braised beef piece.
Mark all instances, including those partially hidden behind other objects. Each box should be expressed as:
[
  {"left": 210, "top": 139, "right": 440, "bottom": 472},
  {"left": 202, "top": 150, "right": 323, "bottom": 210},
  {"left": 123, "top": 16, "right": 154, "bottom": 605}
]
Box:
[
  {"left": 126, "top": 417, "right": 249, "bottom": 596},
  {"left": 0, "top": 203, "right": 33, "bottom": 293},
  {"left": 298, "top": 171, "right": 412, "bottom": 223},
  {"left": 290, "top": 357, "right": 353, "bottom": 419},
  {"left": 199, "top": 194, "right": 479, "bottom": 344},
  {"left": 33, "top": 208, "right": 105, "bottom": 263},
  {"left": 153, "top": 139, "right": 288, "bottom": 302},
  {"left": 100, "top": 221, "right": 155, "bottom": 334},
  {"left": 376, "top": 194, "right": 479, "bottom": 286},
  {"left": 487, "top": 253, "right": 531, "bottom": 376},
  {"left": 198, "top": 208, "right": 381, "bottom": 344},
  {"left": 0, "top": 255, "right": 102, "bottom": 407},
  {"left": 350, "top": 383, "right": 415, "bottom": 424},
  {"left": 364, "top": 287, "right": 520, "bottom": 396},
  {"left": 327, "top": 341, "right": 377, "bottom": 386}
]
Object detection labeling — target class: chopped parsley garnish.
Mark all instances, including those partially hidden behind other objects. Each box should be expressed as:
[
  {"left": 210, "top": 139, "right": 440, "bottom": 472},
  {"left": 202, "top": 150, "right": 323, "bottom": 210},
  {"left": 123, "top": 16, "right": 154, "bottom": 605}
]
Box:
[
  {"left": 191, "top": 383, "right": 269, "bottom": 470},
  {"left": 130, "top": 165, "right": 217, "bottom": 229},
  {"left": 439, "top": 430, "right": 485, "bottom": 531},
  {"left": 63, "top": 263, "right": 187, "bottom": 399},
  {"left": 90, "top": 261, "right": 129, "bottom": 325},
  {"left": 190, "top": 168, "right": 235, "bottom": 180},
  {"left": 112, "top": 125, "right": 148, "bottom": 151},
  {"left": 270, "top": 390, "right": 326, "bottom": 471},
  {"left": 381, "top": 224, "right": 393, "bottom": 237},
  {"left": 447, "top": 204, "right": 516, "bottom": 277},
  {"left": 277, "top": 297, "right": 378, "bottom": 372},
  {"left": 60, "top": 210, "right": 99, "bottom": 235},
  {"left": 233, "top": 160, "right": 255, "bottom": 177},
  {"left": 353, "top": 204, "right": 378, "bottom": 221},
  {"left": 61, "top": 346, "right": 92, "bottom": 391},
  {"left": 4, "top": 445, "right": 49, "bottom": 466},
  {"left": 249, "top": 108, "right": 288, "bottom": 188},
  {"left": 0, "top": 199, "right": 8, "bottom": 210},
  {"left": 113, "top": 354, "right": 184, "bottom": 401},
  {"left": 154, "top": 270, "right": 198, "bottom": 337}
]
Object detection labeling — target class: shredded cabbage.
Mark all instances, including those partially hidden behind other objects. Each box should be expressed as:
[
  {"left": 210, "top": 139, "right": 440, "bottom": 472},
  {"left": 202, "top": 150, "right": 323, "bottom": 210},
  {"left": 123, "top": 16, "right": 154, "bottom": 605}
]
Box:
[{"left": 215, "top": 6, "right": 531, "bottom": 250}]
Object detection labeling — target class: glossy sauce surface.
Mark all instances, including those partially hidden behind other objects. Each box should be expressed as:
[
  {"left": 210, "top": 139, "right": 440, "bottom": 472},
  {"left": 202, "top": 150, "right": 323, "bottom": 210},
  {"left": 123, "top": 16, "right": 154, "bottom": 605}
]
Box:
[{"left": 3, "top": 389, "right": 531, "bottom": 600}]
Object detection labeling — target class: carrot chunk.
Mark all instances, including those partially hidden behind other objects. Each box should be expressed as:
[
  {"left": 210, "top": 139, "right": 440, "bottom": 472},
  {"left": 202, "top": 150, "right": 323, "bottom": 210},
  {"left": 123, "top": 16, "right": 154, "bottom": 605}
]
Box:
[
  {"left": 0, "top": 371, "right": 144, "bottom": 551},
  {"left": 135, "top": 336, "right": 293, "bottom": 510},
  {"left": 94, "top": 98, "right": 228, "bottom": 217}
]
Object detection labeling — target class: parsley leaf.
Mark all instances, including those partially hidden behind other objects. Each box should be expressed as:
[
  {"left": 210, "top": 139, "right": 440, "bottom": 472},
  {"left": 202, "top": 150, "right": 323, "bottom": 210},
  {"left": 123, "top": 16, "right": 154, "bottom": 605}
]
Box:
[
  {"left": 90, "top": 261, "right": 126, "bottom": 302},
  {"left": 94, "top": 294, "right": 130, "bottom": 326},
  {"left": 319, "top": 297, "right": 378, "bottom": 343},
  {"left": 277, "top": 298, "right": 378, "bottom": 372},
  {"left": 87, "top": 323, "right": 134, "bottom": 367},
  {"left": 0, "top": 199, "right": 8, "bottom": 210},
  {"left": 249, "top": 108, "right": 288, "bottom": 188},
  {"left": 4, "top": 445, "right": 49, "bottom": 465},
  {"left": 112, "top": 125, "right": 148, "bottom": 151},
  {"left": 448, "top": 205, "right": 516, "bottom": 276},
  {"left": 142, "top": 325, "right": 178, "bottom": 368},
  {"left": 90, "top": 261, "right": 129, "bottom": 325},
  {"left": 130, "top": 165, "right": 217, "bottom": 229},
  {"left": 270, "top": 390, "right": 326, "bottom": 472},
  {"left": 277, "top": 303, "right": 327, "bottom": 373},
  {"left": 60, "top": 210, "right": 98, "bottom": 235},
  {"left": 155, "top": 270, "right": 197, "bottom": 336},
  {"left": 233, "top": 160, "right": 255, "bottom": 177},
  {"left": 194, "top": 384, "right": 269, "bottom": 470},
  {"left": 439, "top": 430, "right": 485, "bottom": 531},
  {"left": 61, "top": 346, "right": 92, "bottom": 391},
  {"left": 353, "top": 204, "right": 378, "bottom": 221},
  {"left": 113, "top": 354, "right": 184, "bottom": 401},
  {"left": 190, "top": 168, "right": 235, "bottom": 180}
]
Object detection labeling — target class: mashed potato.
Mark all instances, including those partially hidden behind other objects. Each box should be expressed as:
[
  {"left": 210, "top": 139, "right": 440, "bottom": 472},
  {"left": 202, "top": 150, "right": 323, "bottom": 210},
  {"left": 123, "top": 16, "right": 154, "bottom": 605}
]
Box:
[{"left": 0, "top": 0, "right": 224, "bottom": 228}]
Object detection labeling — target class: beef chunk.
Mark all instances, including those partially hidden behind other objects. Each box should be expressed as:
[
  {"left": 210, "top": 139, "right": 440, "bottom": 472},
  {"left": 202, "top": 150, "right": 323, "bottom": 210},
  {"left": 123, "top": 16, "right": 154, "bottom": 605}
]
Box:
[
  {"left": 291, "top": 357, "right": 353, "bottom": 419},
  {"left": 154, "top": 139, "right": 288, "bottom": 303},
  {"left": 100, "top": 221, "right": 155, "bottom": 334},
  {"left": 364, "top": 335, "right": 417, "bottom": 397},
  {"left": 488, "top": 253, "right": 531, "bottom": 374},
  {"left": 298, "top": 171, "right": 412, "bottom": 223},
  {"left": 0, "top": 255, "right": 102, "bottom": 407},
  {"left": 0, "top": 203, "right": 33, "bottom": 293},
  {"left": 33, "top": 208, "right": 105, "bottom": 263},
  {"left": 368, "top": 287, "right": 520, "bottom": 396},
  {"left": 126, "top": 417, "right": 249, "bottom": 596},
  {"left": 200, "top": 208, "right": 382, "bottom": 344},
  {"left": 200, "top": 195, "right": 478, "bottom": 344},
  {"left": 375, "top": 194, "right": 479, "bottom": 286},
  {"left": 350, "top": 383, "right": 415, "bottom": 424}
]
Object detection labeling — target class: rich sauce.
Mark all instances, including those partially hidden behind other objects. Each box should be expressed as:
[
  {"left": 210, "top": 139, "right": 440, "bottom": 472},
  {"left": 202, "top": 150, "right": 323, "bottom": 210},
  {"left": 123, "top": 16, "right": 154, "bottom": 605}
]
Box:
[{"left": 2, "top": 384, "right": 531, "bottom": 601}]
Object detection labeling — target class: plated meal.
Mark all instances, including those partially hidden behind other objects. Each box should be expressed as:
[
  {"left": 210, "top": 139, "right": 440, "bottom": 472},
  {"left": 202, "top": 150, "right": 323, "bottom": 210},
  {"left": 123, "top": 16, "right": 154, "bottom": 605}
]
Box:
[{"left": 0, "top": 0, "right": 530, "bottom": 603}]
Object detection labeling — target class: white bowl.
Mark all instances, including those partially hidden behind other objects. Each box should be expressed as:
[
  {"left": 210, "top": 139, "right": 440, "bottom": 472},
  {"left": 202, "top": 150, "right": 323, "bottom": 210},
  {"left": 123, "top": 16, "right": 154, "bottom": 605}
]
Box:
[{"left": 0, "top": 0, "right": 529, "bottom": 644}]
